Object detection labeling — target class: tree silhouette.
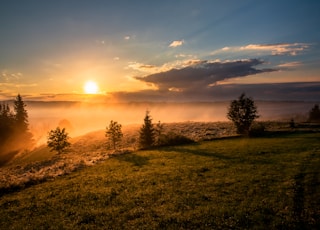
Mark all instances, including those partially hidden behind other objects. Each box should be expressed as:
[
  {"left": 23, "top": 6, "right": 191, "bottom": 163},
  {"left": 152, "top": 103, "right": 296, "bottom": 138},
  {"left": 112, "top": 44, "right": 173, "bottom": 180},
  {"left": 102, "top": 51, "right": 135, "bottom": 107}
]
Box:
[
  {"left": 227, "top": 93, "right": 259, "bottom": 135},
  {"left": 106, "top": 120, "right": 123, "bottom": 150},
  {"left": 138, "top": 110, "right": 155, "bottom": 149},
  {"left": 308, "top": 104, "right": 320, "bottom": 122},
  {"left": 0, "top": 103, "right": 15, "bottom": 143},
  {"left": 0, "top": 95, "right": 33, "bottom": 155},
  {"left": 47, "top": 127, "right": 71, "bottom": 154},
  {"left": 14, "top": 94, "right": 29, "bottom": 133}
]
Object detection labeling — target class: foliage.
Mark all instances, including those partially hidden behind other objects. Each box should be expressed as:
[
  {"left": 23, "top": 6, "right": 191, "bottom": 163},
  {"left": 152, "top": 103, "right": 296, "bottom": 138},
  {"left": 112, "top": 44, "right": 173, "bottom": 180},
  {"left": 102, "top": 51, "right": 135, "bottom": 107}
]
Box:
[
  {"left": 138, "top": 110, "right": 155, "bottom": 149},
  {"left": 308, "top": 104, "right": 320, "bottom": 122},
  {"left": 155, "top": 120, "right": 164, "bottom": 146},
  {"left": 158, "top": 132, "right": 195, "bottom": 146},
  {"left": 14, "top": 94, "right": 29, "bottom": 133},
  {"left": 105, "top": 120, "right": 123, "bottom": 150},
  {"left": 47, "top": 127, "right": 71, "bottom": 154},
  {"left": 0, "top": 132, "right": 319, "bottom": 229},
  {"left": 227, "top": 93, "right": 259, "bottom": 135},
  {"left": 248, "top": 122, "right": 266, "bottom": 137},
  {"left": 0, "top": 95, "right": 33, "bottom": 157}
]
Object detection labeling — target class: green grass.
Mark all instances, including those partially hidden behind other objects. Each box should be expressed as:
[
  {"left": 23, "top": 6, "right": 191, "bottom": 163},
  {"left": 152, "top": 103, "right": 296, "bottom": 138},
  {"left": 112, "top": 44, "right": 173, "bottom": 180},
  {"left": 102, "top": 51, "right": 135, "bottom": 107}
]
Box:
[{"left": 0, "top": 132, "right": 319, "bottom": 229}]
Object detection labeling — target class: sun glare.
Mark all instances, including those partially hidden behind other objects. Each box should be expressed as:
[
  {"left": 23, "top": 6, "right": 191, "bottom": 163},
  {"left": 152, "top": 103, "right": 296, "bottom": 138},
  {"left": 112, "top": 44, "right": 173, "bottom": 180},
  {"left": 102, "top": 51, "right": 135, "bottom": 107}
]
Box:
[{"left": 84, "top": 81, "right": 99, "bottom": 94}]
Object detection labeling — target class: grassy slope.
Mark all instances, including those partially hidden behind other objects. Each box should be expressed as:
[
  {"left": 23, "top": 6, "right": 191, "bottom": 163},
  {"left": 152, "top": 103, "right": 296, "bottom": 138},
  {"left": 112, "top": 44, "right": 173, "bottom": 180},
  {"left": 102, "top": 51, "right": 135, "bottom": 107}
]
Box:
[{"left": 0, "top": 132, "right": 319, "bottom": 229}]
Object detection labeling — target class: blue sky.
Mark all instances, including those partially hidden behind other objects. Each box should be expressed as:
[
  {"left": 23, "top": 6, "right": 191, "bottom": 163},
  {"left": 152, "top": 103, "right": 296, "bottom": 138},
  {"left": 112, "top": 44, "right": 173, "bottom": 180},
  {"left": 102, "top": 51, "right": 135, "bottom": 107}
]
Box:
[{"left": 0, "top": 0, "right": 319, "bottom": 101}]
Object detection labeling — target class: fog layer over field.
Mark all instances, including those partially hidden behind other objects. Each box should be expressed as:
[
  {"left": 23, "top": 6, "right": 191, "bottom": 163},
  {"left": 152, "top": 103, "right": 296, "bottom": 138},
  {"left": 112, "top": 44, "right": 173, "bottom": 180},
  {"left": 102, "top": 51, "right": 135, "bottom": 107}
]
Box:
[{"left": 27, "top": 101, "right": 315, "bottom": 145}]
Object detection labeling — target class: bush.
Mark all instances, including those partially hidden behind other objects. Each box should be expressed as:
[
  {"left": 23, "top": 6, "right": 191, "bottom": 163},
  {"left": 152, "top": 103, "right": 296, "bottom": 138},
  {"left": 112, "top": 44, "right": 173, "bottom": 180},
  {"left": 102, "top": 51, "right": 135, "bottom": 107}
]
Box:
[
  {"left": 157, "top": 132, "right": 194, "bottom": 146},
  {"left": 248, "top": 123, "right": 266, "bottom": 137}
]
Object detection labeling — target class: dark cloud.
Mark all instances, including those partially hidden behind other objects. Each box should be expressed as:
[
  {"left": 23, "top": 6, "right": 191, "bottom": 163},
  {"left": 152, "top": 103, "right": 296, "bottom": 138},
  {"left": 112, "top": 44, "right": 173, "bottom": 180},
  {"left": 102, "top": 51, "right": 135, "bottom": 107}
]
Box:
[
  {"left": 112, "top": 82, "right": 320, "bottom": 102},
  {"left": 135, "top": 59, "right": 277, "bottom": 91}
]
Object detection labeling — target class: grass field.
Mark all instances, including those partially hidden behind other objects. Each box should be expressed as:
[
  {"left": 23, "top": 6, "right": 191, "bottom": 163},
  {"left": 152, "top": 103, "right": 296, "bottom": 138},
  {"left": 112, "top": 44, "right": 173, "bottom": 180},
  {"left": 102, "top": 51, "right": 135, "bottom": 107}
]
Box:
[{"left": 0, "top": 131, "right": 319, "bottom": 229}]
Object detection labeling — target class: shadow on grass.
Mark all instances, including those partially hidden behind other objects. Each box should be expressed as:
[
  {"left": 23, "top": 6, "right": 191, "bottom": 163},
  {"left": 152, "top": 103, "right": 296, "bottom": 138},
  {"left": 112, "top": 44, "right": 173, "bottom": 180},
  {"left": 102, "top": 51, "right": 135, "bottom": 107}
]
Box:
[
  {"left": 292, "top": 155, "right": 320, "bottom": 228},
  {"left": 163, "top": 145, "right": 233, "bottom": 160},
  {"left": 114, "top": 153, "right": 149, "bottom": 167}
]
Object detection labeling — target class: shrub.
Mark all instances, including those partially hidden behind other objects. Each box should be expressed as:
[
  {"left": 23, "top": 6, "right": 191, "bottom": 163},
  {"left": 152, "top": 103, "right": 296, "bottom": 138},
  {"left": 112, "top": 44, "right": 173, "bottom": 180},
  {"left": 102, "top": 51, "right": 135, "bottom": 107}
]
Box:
[
  {"left": 308, "top": 104, "right": 320, "bottom": 122},
  {"left": 158, "top": 132, "right": 194, "bottom": 146},
  {"left": 249, "top": 123, "right": 266, "bottom": 137}
]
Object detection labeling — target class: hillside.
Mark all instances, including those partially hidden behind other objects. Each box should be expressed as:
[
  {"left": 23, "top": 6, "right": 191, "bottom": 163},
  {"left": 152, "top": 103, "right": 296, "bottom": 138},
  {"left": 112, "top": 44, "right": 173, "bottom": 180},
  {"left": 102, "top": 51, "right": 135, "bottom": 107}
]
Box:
[
  {"left": 0, "top": 131, "right": 319, "bottom": 229},
  {"left": 0, "top": 122, "right": 235, "bottom": 192}
]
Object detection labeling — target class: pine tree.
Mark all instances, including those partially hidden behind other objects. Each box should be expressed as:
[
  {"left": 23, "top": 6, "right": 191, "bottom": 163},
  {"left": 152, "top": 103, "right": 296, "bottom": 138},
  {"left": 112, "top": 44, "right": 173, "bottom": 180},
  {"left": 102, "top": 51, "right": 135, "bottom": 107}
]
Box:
[
  {"left": 14, "top": 94, "right": 29, "bottom": 133},
  {"left": 0, "top": 103, "right": 15, "bottom": 142},
  {"left": 138, "top": 110, "right": 155, "bottom": 149}
]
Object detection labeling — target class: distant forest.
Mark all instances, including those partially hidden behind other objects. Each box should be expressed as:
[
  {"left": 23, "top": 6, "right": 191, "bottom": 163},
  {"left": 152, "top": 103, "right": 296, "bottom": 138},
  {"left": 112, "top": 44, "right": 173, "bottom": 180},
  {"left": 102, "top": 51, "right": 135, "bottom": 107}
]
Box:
[{"left": 0, "top": 95, "right": 33, "bottom": 165}]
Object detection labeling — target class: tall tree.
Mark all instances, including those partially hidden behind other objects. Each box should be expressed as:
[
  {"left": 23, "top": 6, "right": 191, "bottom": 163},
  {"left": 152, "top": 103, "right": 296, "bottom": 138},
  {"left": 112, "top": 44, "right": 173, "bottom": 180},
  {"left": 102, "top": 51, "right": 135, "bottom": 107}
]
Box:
[
  {"left": 138, "top": 110, "right": 155, "bottom": 149},
  {"left": 227, "top": 93, "right": 259, "bottom": 135},
  {"left": 106, "top": 120, "right": 123, "bottom": 150},
  {"left": 14, "top": 94, "right": 29, "bottom": 133},
  {"left": 0, "top": 103, "right": 14, "bottom": 142}
]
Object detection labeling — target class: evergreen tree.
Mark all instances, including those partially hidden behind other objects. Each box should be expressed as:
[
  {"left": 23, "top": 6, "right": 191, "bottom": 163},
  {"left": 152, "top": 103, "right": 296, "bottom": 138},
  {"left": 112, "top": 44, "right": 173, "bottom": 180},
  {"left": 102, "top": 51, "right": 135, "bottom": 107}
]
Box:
[
  {"left": 14, "top": 94, "right": 29, "bottom": 133},
  {"left": 138, "top": 110, "right": 155, "bottom": 149},
  {"left": 0, "top": 103, "right": 15, "bottom": 142}
]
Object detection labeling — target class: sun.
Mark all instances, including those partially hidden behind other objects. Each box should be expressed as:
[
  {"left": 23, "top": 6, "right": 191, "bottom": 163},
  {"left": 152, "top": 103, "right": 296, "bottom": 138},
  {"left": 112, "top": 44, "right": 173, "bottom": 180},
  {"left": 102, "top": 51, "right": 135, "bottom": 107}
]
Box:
[{"left": 84, "top": 81, "right": 99, "bottom": 94}]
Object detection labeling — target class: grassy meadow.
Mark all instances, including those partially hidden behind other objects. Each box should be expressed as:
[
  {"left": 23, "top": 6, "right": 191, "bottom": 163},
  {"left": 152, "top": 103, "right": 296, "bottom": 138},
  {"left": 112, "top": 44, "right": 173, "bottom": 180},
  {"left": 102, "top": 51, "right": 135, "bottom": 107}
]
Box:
[{"left": 0, "top": 130, "right": 319, "bottom": 229}]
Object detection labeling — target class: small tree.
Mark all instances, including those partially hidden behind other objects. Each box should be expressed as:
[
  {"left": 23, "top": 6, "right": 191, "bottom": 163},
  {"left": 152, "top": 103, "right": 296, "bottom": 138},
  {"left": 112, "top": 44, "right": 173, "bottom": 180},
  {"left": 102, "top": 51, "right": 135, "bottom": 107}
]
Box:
[
  {"left": 227, "top": 93, "right": 259, "bottom": 135},
  {"left": 155, "top": 120, "right": 164, "bottom": 146},
  {"left": 138, "top": 110, "right": 155, "bottom": 149},
  {"left": 308, "top": 104, "right": 320, "bottom": 122},
  {"left": 105, "top": 120, "right": 123, "bottom": 150},
  {"left": 47, "top": 127, "right": 71, "bottom": 154}
]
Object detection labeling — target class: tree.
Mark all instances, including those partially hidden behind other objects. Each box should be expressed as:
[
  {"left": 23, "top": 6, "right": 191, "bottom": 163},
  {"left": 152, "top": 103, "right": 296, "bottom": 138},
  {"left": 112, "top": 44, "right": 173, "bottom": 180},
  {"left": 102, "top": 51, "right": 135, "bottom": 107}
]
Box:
[
  {"left": 227, "top": 93, "right": 259, "bottom": 135},
  {"left": 0, "top": 103, "right": 15, "bottom": 143},
  {"left": 155, "top": 120, "right": 164, "bottom": 146},
  {"left": 14, "top": 94, "right": 29, "bottom": 133},
  {"left": 138, "top": 110, "right": 155, "bottom": 149},
  {"left": 106, "top": 120, "right": 123, "bottom": 150},
  {"left": 308, "top": 104, "right": 320, "bottom": 122},
  {"left": 47, "top": 127, "right": 71, "bottom": 154}
]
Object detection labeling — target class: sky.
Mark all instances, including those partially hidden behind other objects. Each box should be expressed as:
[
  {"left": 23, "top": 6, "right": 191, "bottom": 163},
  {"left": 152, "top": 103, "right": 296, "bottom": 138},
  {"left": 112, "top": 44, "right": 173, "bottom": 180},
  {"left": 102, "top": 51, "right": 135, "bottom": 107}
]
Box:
[{"left": 0, "top": 0, "right": 320, "bottom": 102}]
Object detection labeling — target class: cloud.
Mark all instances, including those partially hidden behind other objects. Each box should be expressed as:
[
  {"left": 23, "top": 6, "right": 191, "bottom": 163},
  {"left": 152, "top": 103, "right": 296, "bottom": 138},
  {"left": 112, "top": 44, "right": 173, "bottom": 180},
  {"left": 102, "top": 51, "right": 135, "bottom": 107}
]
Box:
[
  {"left": 127, "top": 62, "right": 158, "bottom": 73},
  {"left": 110, "top": 81, "right": 320, "bottom": 102},
  {"left": 135, "top": 59, "right": 277, "bottom": 91},
  {"left": 277, "top": 61, "right": 302, "bottom": 68},
  {"left": 211, "top": 43, "right": 310, "bottom": 56},
  {"left": 1, "top": 70, "right": 22, "bottom": 82},
  {"left": 169, "top": 40, "right": 184, "bottom": 47}
]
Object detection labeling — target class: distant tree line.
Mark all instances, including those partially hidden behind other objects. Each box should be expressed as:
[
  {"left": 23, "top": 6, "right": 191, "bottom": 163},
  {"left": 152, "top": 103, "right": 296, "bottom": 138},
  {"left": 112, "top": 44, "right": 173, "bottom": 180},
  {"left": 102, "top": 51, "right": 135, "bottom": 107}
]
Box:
[{"left": 0, "top": 95, "right": 33, "bottom": 156}]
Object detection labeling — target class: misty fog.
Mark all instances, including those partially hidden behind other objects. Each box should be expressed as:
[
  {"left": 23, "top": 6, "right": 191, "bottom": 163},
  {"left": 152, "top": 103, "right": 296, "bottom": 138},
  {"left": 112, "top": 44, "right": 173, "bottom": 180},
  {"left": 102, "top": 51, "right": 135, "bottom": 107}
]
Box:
[{"left": 26, "top": 101, "right": 315, "bottom": 146}]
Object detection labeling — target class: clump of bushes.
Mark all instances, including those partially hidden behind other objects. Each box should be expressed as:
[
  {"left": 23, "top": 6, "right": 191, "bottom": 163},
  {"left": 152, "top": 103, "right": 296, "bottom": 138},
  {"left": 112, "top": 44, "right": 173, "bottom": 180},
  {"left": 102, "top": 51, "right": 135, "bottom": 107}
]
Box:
[
  {"left": 248, "top": 123, "right": 266, "bottom": 137},
  {"left": 157, "top": 132, "right": 194, "bottom": 146}
]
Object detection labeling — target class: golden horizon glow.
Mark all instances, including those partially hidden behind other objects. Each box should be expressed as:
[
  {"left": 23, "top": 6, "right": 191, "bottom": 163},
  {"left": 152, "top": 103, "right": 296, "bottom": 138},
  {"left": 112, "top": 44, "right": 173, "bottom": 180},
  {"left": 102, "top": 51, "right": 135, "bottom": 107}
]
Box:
[{"left": 84, "top": 81, "right": 99, "bottom": 94}]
